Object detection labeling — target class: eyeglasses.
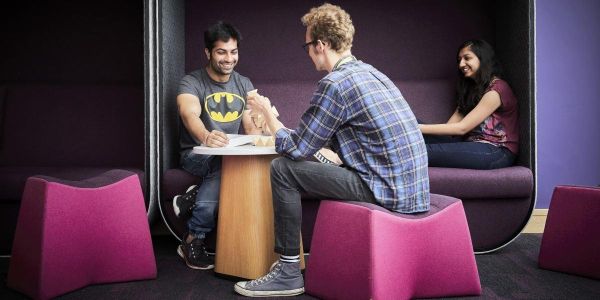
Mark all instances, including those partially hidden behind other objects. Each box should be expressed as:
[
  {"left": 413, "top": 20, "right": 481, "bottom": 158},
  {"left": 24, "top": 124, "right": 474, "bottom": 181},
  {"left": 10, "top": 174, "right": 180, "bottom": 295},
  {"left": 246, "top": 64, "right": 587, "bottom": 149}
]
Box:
[{"left": 302, "top": 40, "right": 318, "bottom": 53}]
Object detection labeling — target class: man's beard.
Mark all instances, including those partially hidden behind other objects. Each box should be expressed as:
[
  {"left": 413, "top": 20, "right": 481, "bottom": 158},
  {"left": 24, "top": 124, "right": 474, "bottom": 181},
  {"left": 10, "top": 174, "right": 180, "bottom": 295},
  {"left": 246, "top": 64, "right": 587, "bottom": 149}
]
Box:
[{"left": 209, "top": 59, "right": 236, "bottom": 75}]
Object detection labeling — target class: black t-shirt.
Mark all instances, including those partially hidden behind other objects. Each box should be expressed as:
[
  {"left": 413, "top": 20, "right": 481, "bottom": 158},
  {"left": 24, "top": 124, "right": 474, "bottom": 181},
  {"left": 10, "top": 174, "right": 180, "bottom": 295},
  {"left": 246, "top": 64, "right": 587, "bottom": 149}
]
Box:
[{"left": 178, "top": 68, "right": 254, "bottom": 152}]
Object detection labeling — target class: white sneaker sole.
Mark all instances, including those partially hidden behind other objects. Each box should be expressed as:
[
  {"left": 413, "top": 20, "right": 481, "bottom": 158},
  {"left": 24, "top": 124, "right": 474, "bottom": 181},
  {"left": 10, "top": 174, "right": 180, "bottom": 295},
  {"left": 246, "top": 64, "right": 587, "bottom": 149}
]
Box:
[
  {"left": 173, "top": 195, "right": 181, "bottom": 216},
  {"left": 177, "top": 245, "right": 214, "bottom": 270},
  {"left": 234, "top": 283, "right": 304, "bottom": 297}
]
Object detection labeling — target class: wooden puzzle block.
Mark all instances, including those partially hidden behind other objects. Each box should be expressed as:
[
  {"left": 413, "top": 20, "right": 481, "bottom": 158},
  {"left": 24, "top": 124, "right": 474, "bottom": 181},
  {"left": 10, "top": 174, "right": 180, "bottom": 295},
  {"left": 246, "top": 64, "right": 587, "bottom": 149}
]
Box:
[{"left": 253, "top": 136, "right": 275, "bottom": 147}]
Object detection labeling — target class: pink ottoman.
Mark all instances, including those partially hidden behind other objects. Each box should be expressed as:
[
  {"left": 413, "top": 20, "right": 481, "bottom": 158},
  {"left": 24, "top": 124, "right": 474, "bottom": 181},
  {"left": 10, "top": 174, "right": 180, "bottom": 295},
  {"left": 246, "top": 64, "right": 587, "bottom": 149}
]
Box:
[
  {"left": 8, "top": 170, "right": 157, "bottom": 299},
  {"left": 539, "top": 185, "right": 600, "bottom": 279},
  {"left": 305, "top": 195, "right": 481, "bottom": 300}
]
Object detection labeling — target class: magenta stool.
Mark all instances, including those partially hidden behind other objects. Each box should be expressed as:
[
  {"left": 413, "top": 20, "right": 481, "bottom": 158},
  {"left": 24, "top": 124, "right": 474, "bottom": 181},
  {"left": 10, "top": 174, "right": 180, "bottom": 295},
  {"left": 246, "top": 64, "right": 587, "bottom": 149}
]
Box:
[
  {"left": 8, "top": 170, "right": 157, "bottom": 299},
  {"left": 305, "top": 195, "right": 481, "bottom": 300},
  {"left": 539, "top": 185, "right": 600, "bottom": 279}
]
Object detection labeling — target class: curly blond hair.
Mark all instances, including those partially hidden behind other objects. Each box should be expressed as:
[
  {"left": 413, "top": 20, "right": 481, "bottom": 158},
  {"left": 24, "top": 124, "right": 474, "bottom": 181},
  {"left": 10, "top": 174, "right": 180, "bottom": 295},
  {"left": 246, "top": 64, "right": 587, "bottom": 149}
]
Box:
[{"left": 301, "top": 3, "right": 354, "bottom": 53}]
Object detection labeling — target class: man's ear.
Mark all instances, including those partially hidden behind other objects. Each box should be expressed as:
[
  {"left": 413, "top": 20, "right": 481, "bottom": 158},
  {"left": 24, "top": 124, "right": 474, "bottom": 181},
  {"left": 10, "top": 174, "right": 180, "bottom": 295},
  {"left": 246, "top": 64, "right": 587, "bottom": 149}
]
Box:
[
  {"left": 316, "top": 40, "right": 327, "bottom": 53},
  {"left": 204, "top": 48, "right": 210, "bottom": 60}
]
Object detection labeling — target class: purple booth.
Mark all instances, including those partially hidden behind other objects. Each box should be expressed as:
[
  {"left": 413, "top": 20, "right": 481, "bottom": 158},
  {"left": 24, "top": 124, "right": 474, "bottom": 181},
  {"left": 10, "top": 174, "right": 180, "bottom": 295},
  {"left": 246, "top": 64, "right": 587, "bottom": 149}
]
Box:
[
  {"left": 0, "top": 2, "right": 148, "bottom": 254},
  {"left": 156, "top": 0, "right": 535, "bottom": 253}
]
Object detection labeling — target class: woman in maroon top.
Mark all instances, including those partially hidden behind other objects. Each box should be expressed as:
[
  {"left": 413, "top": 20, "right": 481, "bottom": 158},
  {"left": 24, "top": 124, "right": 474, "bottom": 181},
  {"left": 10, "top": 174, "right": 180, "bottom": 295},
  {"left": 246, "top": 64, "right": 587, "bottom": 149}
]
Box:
[{"left": 420, "top": 39, "right": 519, "bottom": 169}]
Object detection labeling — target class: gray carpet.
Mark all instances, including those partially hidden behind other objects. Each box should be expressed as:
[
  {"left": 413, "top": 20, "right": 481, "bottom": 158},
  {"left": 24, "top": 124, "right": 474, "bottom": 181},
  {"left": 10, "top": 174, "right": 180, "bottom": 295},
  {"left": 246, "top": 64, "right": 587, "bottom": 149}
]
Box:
[{"left": 1, "top": 234, "right": 599, "bottom": 299}]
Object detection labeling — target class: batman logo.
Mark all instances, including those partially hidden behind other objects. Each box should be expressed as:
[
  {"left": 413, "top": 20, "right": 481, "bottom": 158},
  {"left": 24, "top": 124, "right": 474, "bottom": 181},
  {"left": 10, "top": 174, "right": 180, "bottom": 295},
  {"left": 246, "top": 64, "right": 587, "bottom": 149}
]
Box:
[{"left": 204, "top": 92, "right": 245, "bottom": 122}]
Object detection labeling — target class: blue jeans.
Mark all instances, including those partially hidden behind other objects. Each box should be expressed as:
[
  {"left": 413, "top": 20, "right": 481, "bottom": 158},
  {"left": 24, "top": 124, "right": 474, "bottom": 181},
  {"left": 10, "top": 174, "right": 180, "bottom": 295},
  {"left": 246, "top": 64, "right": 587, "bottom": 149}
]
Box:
[
  {"left": 180, "top": 149, "right": 222, "bottom": 240},
  {"left": 424, "top": 135, "right": 515, "bottom": 169}
]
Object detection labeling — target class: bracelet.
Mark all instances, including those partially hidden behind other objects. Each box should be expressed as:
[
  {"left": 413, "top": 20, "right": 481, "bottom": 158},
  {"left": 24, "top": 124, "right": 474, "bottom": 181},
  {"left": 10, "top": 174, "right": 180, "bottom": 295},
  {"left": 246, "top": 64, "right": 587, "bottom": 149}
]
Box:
[{"left": 313, "top": 151, "right": 335, "bottom": 164}]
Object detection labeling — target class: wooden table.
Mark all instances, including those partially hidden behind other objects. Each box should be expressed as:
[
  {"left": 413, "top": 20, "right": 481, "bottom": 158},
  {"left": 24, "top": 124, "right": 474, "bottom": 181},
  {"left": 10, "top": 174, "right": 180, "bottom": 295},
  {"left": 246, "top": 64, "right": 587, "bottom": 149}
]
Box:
[{"left": 193, "top": 144, "right": 304, "bottom": 279}]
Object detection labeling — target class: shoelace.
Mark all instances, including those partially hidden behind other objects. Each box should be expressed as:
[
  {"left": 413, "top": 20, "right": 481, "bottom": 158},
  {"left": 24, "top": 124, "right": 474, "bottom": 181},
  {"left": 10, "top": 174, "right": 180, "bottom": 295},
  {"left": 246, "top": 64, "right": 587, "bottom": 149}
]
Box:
[
  {"left": 182, "top": 189, "right": 198, "bottom": 201},
  {"left": 181, "top": 188, "right": 199, "bottom": 212},
  {"left": 250, "top": 263, "right": 282, "bottom": 286},
  {"left": 189, "top": 241, "right": 207, "bottom": 260}
]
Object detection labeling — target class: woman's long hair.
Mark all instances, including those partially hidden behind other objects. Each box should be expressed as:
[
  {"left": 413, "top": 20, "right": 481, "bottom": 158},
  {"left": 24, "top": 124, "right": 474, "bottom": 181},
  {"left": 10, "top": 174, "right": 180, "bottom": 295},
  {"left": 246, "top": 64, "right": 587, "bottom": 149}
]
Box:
[{"left": 456, "top": 39, "right": 503, "bottom": 115}]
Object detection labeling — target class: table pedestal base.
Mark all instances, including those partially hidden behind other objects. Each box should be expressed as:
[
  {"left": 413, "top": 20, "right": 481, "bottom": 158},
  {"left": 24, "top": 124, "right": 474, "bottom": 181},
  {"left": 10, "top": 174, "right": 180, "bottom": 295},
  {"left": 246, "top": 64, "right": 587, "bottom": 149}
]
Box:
[{"left": 215, "top": 155, "right": 304, "bottom": 279}]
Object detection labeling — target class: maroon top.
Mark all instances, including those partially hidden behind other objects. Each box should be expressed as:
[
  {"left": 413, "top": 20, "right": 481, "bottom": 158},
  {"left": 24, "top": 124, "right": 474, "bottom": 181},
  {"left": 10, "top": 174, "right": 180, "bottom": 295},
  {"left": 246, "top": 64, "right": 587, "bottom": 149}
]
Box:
[{"left": 466, "top": 79, "right": 519, "bottom": 154}]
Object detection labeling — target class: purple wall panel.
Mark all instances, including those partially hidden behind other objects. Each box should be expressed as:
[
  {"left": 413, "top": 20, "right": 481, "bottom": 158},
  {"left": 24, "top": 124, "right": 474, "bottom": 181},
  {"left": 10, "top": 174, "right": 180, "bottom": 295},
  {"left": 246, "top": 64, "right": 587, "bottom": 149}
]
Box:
[
  {"left": 0, "top": 2, "right": 143, "bottom": 84},
  {"left": 185, "top": 0, "right": 494, "bottom": 83},
  {"left": 536, "top": 0, "right": 600, "bottom": 208}
]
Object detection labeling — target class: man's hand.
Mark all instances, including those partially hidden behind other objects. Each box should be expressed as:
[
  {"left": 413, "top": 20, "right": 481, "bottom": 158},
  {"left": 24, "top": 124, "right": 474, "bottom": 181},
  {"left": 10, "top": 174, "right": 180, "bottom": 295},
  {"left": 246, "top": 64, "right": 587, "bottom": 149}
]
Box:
[
  {"left": 246, "top": 90, "right": 286, "bottom": 137},
  {"left": 204, "top": 130, "right": 229, "bottom": 147},
  {"left": 247, "top": 92, "right": 272, "bottom": 116}
]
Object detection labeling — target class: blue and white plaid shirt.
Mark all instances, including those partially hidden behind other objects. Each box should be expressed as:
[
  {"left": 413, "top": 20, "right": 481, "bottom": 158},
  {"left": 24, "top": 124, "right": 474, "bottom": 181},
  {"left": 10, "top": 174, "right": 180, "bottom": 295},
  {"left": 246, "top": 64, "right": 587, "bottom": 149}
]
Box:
[{"left": 275, "top": 59, "right": 430, "bottom": 213}]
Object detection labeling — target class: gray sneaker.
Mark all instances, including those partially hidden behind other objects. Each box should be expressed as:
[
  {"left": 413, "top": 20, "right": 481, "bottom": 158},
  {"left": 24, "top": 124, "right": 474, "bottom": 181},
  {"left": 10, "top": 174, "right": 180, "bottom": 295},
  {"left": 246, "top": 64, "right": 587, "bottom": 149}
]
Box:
[{"left": 234, "top": 261, "right": 304, "bottom": 297}]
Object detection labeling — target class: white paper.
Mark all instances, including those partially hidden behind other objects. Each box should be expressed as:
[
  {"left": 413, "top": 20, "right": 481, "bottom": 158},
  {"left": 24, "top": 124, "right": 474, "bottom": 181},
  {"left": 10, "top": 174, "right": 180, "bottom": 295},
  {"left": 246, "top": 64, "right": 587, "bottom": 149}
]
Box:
[{"left": 226, "top": 134, "right": 258, "bottom": 147}]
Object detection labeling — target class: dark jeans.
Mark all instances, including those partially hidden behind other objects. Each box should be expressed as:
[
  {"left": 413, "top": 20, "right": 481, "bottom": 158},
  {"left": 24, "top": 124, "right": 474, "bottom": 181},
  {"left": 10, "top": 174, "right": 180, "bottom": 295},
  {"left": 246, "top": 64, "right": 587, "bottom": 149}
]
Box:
[
  {"left": 180, "top": 149, "right": 222, "bottom": 239},
  {"left": 424, "top": 134, "right": 515, "bottom": 169},
  {"left": 270, "top": 157, "right": 377, "bottom": 256}
]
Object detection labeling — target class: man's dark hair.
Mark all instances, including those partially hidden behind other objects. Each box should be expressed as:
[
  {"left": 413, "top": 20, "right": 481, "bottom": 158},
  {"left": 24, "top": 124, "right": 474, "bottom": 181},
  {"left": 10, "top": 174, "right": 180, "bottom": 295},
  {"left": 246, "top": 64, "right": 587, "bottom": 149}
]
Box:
[
  {"left": 456, "top": 39, "right": 503, "bottom": 115},
  {"left": 204, "top": 22, "right": 242, "bottom": 52}
]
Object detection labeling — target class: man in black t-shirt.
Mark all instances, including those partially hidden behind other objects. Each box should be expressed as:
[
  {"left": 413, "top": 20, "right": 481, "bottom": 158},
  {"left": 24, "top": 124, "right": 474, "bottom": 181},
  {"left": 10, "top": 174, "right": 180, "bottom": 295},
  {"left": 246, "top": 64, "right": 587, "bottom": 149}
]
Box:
[{"left": 174, "top": 22, "right": 261, "bottom": 270}]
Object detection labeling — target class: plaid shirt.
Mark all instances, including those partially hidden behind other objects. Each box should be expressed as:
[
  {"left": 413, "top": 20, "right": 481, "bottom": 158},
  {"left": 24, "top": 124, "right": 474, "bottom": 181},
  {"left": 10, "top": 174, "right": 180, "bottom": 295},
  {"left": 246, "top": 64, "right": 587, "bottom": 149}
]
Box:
[{"left": 275, "top": 60, "right": 430, "bottom": 213}]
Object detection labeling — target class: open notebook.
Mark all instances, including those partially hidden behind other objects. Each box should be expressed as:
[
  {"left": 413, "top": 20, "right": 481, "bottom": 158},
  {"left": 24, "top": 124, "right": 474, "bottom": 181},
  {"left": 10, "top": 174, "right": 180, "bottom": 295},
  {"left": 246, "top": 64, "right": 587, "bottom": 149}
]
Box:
[{"left": 225, "top": 134, "right": 259, "bottom": 147}]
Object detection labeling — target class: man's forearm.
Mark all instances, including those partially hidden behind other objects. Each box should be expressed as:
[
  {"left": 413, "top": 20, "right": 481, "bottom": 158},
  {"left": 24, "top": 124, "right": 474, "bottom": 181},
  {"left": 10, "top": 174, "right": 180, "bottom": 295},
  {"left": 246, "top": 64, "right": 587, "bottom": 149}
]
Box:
[
  {"left": 182, "top": 113, "right": 210, "bottom": 144},
  {"left": 263, "top": 112, "right": 285, "bottom": 137},
  {"left": 242, "top": 110, "right": 263, "bottom": 135}
]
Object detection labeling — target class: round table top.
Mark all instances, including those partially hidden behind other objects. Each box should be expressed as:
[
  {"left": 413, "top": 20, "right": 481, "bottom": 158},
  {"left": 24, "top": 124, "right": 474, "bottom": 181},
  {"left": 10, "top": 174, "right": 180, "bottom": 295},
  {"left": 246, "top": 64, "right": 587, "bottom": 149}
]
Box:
[{"left": 192, "top": 145, "right": 277, "bottom": 156}]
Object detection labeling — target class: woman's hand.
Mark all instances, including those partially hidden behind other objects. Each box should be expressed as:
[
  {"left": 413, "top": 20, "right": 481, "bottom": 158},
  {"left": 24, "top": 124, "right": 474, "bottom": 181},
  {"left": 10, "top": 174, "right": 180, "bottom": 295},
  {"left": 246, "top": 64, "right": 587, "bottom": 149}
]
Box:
[{"left": 420, "top": 90, "right": 501, "bottom": 136}]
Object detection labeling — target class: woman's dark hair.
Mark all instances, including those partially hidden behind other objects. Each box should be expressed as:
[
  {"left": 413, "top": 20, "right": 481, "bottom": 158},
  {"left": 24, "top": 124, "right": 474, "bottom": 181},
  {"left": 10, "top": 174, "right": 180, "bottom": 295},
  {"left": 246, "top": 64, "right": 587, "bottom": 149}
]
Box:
[
  {"left": 204, "top": 22, "right": 242, "bottom": 52},
  {"left": 456, "top": 39, "right": 503, "bottom": 115}
]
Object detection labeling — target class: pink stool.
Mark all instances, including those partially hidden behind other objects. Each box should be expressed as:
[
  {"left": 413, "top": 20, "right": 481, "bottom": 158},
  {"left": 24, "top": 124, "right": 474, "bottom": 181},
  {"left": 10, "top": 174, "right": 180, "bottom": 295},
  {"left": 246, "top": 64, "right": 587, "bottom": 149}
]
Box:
[
  {"left": 305, "top": 195, "right": 481, "bottom": 300},
  {"left": 8, "top": 170, "right": 157, "bottom": 299},
  {"left": 539, "top": 185, "right": 600, "bottom": 279}
]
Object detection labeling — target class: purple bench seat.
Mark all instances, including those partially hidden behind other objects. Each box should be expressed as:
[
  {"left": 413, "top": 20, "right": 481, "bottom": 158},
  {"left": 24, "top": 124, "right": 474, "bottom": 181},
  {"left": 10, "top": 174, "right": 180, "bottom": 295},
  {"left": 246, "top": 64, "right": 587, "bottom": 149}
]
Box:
[
  {"left": 159, "top": 78, "right": 534, "bottom": 253},
  {"left": 0, "top": 84, "right": 145, "bottom": 254}
]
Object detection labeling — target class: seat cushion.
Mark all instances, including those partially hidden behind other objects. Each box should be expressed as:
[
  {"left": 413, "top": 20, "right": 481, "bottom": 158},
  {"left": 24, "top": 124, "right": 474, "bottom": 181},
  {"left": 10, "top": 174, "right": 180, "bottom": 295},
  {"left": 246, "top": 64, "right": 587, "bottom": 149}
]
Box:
[
  {"left": 338, "top": 193, "right": 459, "bottom": 217},
  {"left": 306, "top": 197, "right": 480, "bottom": 299},
  {"left": 36, "top": 169, "right": 137, "bottom": 188},
  {"left": 429, "top": 166, "right": 533, "bottom": 199},
  {"left": 0, "top": 166, "right": 144, "bottom": 203},
  {"left": 539, "top": 185, "right": 600, "bottom": 279},
  {"left": 7, "top": 171, "right": 156, "bottom": 299}
]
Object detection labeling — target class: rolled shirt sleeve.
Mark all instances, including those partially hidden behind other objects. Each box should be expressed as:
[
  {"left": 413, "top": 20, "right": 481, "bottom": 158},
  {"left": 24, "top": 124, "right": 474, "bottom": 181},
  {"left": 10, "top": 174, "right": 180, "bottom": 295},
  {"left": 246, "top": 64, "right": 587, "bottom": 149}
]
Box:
[{"left": 275, "top": 79, "right": 345, "bottom": 160}]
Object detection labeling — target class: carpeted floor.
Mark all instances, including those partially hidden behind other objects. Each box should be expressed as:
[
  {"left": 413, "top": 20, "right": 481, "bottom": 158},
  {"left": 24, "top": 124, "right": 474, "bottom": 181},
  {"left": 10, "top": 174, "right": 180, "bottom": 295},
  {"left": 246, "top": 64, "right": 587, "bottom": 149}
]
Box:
[{"left": 1, "top": 234, "right": 599, "bottom": 299}]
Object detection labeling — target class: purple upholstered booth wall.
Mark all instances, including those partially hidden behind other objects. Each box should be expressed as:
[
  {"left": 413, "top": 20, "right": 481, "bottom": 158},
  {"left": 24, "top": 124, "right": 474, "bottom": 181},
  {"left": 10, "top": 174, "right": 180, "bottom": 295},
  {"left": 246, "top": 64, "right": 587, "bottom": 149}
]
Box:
[
  {"left": 0, "top": 84, "right": 144, "bottom": 168},
  {"left": 185, "top": 0, "right": 494, "bottom": 83},
  {"left": 536, "top": 0, "right": 600, "bottom": 208},
  {"left": 0, "top": 2, "right": 145, "bottom": 254},
  {"left": 0, "top": 2, "right": 143, "bottom": 85}
]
